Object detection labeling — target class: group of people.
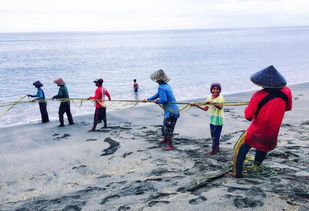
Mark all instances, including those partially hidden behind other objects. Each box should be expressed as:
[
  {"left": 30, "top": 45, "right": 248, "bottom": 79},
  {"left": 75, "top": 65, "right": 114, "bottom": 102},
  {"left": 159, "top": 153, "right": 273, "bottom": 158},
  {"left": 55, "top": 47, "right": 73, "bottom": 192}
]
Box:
[
  {"left": 28, "top": 77, "right": 111, "bottom": 130},
  {"left": 28, "top": 78, "right": 74, "bottom": 126},
  {"left": 28, "top": 65, "right": 292, "bottom": 178},
  {"left": 142, "top": 66, "right": 292, "bottom": 178}
]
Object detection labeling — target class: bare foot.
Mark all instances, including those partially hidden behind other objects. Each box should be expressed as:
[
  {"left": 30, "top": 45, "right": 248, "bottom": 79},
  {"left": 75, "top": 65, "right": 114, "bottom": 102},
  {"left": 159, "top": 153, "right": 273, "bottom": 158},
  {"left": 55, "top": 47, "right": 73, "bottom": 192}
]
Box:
[
  {"left": 163, "top": 145, "right": 175, "bottom": 151},
  {"left": 226, "top": 172, "right": 237, "bottom": 178}
]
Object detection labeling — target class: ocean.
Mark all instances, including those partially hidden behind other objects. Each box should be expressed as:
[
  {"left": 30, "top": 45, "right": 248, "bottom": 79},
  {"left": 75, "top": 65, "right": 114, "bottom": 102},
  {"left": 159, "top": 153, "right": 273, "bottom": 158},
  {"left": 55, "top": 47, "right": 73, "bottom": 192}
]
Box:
[{"left": 1, "top": 27, "right": 309, "bottom": 127}]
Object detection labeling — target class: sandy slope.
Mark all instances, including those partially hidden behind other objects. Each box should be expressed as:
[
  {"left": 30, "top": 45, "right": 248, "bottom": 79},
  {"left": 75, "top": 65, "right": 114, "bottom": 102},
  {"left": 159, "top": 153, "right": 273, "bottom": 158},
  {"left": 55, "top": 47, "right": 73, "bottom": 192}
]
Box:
[{"left": 0, "top": 83, "right": 308, "bottom": 211}]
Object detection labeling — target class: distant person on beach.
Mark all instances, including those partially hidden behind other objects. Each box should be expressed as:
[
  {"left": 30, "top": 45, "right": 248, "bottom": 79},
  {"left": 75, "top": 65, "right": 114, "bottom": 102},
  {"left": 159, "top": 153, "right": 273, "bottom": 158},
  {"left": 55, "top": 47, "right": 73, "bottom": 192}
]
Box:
[
  {"left": 52, "top": 78, "right": 74, "bottom": 127},
  {"left": 27, "top": 81, "right": 49, "bottom": 123},
  {"left": 133, "top": 79, "right": 139, "bottom": 93},
  {"left": 141, "top": 69, "right": 180, "bottom": 151},
  {"left": 191, "top": 82, "right": 225, "bottom": 155},
  {"left": 231, "top": 65, "right": 292, "bottom": 178},
  {"left": 88, "top": 78, "right": 111, "bottom": 131}
]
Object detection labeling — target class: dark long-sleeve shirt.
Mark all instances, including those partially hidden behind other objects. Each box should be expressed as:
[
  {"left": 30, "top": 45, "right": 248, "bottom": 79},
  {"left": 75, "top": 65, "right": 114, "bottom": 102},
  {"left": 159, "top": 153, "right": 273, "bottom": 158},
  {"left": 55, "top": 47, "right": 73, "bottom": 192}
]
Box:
[{"left": 53, "top": 85, "right": 70, "bottom": 102}]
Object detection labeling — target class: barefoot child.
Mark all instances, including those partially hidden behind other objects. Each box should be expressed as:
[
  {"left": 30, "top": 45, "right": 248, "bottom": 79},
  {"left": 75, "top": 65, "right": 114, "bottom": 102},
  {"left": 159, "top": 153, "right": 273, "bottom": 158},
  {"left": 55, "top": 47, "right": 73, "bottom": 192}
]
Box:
[
  {"left": 27, "top": 81, "right": 49, "bottom": 123},
  {"left": 133, "top": 79, "right": 139, "bottom": 93},
  {"left": 88, "top": 78, "right": 111, "bottom": 131},
  {"left": 141, "top": 69, "right": 179, "bottom": 151},
  {"left": 232, "top": 65, "right": 292, "bottom": 178},
  {"left": 191, "top": 82, "right": 224, "bottom": 155}
]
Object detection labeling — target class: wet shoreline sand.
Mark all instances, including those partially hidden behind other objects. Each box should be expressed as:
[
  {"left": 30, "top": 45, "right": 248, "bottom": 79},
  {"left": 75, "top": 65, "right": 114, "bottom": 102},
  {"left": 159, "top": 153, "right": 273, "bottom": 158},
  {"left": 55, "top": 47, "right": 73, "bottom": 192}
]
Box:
[{"left": 0, "top": 83, "right": 308, "bottom": 210}]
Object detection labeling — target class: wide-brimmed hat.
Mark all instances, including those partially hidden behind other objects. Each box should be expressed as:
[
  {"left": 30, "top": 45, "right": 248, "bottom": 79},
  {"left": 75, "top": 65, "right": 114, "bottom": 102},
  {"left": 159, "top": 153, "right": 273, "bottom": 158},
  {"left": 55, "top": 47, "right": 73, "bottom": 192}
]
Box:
[
  {"left": 33, "top": 81, "right": 43, "bottom": 87},
  {"left": 150, "top": 69, "right": 170, "bottom": 82},
  {"left": 210, "top": 82, "right": 221, "bottom": 91},
  {"left": 53, "top": 78, "right": 66, "bottom": 86},
  {"left": 93, "top": 78, "right": 103, "bottom": 85},
  {"left": 250, "top": 65, "right": 287, "bottom": 88}
]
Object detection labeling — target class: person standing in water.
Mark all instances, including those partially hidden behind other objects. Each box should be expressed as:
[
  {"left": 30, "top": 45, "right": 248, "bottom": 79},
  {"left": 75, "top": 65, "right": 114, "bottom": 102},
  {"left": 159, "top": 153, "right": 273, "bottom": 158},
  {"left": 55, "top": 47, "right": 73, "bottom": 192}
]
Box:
[{"left": 133, "top": 79, "right": 139, "bottom": 93}]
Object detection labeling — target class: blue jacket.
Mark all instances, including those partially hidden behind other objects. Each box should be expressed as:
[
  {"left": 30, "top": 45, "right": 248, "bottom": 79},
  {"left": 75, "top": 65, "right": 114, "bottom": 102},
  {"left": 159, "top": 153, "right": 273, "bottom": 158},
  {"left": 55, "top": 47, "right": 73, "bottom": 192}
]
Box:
[
  {"left": 147, "top": 83, "right": 180, "bottom": 118},
  {"left": 31, "top": 88, "right": 46, "bottom": 104}
]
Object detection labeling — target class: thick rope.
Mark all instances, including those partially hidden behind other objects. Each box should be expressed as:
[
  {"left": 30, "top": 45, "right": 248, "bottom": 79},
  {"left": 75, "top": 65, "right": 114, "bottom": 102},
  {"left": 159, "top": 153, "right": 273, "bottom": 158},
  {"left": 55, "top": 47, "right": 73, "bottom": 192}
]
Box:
[{"left": 0, "top": 97, "right": 249, "bottom": 116}]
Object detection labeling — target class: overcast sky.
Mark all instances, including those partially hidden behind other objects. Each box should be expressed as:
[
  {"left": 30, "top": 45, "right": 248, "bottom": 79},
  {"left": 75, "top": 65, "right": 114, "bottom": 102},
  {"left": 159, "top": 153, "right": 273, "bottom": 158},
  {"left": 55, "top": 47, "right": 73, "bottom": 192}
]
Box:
[{"left": 1, "top": 0, "right": 309, "bottom": 32}]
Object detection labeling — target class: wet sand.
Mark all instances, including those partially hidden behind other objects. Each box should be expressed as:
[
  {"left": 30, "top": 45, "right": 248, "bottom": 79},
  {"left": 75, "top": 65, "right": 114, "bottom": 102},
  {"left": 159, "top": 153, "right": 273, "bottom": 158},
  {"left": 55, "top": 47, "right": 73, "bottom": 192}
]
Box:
[{"left": 0, "top": 83, "right": 308, "bottom": 210}]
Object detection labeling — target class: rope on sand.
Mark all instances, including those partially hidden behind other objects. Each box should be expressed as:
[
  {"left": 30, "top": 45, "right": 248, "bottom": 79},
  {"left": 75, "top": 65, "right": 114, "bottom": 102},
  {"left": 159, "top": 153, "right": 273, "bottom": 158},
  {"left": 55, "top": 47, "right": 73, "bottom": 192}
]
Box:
[{"left": 0, "top": 97, "right": 249, "bottom": 116}]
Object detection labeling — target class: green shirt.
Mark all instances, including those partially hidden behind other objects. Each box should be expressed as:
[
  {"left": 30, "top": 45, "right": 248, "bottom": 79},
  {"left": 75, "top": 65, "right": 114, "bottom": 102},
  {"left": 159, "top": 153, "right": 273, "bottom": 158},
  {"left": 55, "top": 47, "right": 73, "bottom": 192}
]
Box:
[
  {"left": 207, "top": 95, "right": 224, "bottom": 126},
  {"left": 53, "top": 85, "right": 70, "bottom": 102}
]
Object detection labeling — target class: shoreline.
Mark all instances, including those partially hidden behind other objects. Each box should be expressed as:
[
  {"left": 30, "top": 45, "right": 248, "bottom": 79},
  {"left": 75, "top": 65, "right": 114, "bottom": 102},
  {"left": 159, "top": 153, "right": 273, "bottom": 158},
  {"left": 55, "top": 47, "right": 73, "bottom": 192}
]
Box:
[
  {"left": 0, "top": 82, "right": 308, "bottom": 210},
  {"left": 1, "top": 81, "right": 308, "bottom": 129}
]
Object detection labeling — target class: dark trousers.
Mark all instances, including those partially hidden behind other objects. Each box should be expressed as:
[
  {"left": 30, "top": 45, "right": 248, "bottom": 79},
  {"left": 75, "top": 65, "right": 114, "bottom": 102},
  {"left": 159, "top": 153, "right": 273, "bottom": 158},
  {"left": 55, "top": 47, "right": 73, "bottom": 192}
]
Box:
[
  {"left": 162, "top": 116, "right": 178, "bottom": 137},
  {"left": 94, "top": 107, "right": 107, "bottom": 127},
  {"left": 210, "top": 124, "right": 222, "bottom": 149},
  {"left": 236, "top": 143, "right": 267, "bottom": 177},
  {"left": 39, "top": 102, "right": 49, "bottom": 123},
  {"left": 59, "top": 102, "right": 73, "bottom": 125}
]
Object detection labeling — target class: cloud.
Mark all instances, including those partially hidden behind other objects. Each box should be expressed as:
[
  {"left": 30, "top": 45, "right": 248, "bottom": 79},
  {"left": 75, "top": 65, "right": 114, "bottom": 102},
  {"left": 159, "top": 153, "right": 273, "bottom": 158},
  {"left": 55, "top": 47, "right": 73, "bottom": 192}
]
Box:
[{"left": 1, "top": 0, "right": 309, "bottom": 32}]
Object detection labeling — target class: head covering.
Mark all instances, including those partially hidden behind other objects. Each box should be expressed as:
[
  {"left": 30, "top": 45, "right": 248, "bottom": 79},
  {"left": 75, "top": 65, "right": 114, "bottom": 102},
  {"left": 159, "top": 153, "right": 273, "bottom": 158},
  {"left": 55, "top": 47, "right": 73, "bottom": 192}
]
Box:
[
  {"left": 250, "top": 65, "right": 287, "bottom": 88},
  {"left": 210, "top": 82, "right": 221, "bottom": 92},
  {"left": 93, "top": 78, "right": 103, "bottom": 85},
  {"left": 53, "top": 78, "right": 66, "bottom": 86},
  {"left": 150, "top": 69, "right": 170, "bottom": 83},
  {"left": 33, "top": 81, "right": 43, "bottom": 87}
]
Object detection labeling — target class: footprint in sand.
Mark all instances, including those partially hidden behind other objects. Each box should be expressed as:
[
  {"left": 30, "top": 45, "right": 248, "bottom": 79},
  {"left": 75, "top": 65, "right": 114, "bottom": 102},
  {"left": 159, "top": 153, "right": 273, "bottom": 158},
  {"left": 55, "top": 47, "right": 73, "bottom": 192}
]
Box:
[{"left": 189, "top": 195, "right": 207, "bottom": 205}]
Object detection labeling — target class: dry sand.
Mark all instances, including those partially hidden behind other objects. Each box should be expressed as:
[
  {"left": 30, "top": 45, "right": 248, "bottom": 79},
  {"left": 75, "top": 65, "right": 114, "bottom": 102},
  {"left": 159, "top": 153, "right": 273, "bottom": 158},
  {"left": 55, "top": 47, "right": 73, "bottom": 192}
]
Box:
[{"left": 0, "top": 83, "right": 308, "bottom": 211}]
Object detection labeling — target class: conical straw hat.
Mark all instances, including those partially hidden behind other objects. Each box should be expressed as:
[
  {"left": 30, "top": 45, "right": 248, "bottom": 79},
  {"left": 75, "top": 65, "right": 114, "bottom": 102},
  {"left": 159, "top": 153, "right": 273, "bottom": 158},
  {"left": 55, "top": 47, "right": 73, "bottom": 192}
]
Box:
[
  {"left": 53, "top": 78, "right": 66, "bottom": 86},
  {"left": 150, "top": 69, "right": 170, "bottom": 82},
  {"left": 250, "top": 65, "right": 287, "bottom": 88}
]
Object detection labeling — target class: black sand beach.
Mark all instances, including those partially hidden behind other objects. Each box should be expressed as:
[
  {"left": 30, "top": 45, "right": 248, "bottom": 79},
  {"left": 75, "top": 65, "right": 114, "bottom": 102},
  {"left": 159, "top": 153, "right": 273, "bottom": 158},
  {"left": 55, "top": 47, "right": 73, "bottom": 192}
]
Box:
[{"left": 0, "top": 83, "right": 308, "bottom": 210}]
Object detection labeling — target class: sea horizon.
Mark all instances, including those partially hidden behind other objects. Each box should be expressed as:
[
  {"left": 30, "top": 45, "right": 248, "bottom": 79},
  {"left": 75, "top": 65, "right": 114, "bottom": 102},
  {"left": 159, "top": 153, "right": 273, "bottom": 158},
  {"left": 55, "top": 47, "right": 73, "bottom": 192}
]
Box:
[{"left": 1, "top": 26, "right": 309, "bottom": 127}]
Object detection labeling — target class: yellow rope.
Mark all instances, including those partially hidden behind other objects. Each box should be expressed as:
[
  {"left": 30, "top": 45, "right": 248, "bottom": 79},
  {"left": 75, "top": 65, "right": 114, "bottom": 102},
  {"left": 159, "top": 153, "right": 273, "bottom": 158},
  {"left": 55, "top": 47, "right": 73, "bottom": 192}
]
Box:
[
  {"left": 0, "top": 96, "right": 28, "bottom": 117},
  {"left": 0, "top": 97, "right": 249, "bottom": 116}
]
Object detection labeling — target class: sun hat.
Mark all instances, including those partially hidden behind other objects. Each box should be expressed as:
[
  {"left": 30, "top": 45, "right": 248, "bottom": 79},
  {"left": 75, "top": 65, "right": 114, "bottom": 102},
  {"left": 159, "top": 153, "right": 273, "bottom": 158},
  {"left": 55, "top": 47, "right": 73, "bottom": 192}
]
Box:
[
  {"left": 210, "top": 82, "right": 221, "bottom": 91},
  {"left": 33, "top": 81, "right": 43, "bottom": 87},
  {"left": 53, "top": 78, "right": 66, "bottom": 86},
  {"left": 93, "top": 78, "right": 103, "bottom": 85},
  {"left": 150, "top": 69, "right": 170, "bottom": 83},
  {"left": 250, "top": 65, "right": 287, "bottom": 88}
]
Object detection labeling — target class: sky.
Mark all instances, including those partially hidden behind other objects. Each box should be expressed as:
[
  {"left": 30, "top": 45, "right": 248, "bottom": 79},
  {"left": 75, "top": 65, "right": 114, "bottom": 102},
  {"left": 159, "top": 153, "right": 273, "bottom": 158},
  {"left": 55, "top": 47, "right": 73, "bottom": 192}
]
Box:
[{"left": 1, "top": 0, "right": 309, "bottom": 32}]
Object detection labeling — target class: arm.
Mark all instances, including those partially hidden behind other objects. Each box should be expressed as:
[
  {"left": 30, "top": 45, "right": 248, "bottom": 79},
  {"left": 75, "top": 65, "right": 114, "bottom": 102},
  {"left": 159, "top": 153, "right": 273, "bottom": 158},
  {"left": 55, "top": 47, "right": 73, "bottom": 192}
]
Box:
[
  {"left": 156, "top": 88, "right": 167, "bottom": 104},
  {"left": 35, "top": 89, "right": 44, "bottom": 100},
  {"left": 285, "top": 88, "right": 292, "bottom": 111},
  {"left": 195, "top": 105, "right": 209, "bottom": 111},
  {"left": 105, "top": 89, "right": 111, "bottom": 100},
  {"left": 212, "top": 96, "right": 224, "bottom": 109},
  {"left": 244, "top": 93, "right": 259, "bottom": 121},
  {"left": 53, "top": 87, "right": 63, "bottom": 99},
  {"left": 147, "top": 92, "right": 159, "bottom": 101},
  {"left": 89, "top": 88, "right": 100, "bottom": 100}
]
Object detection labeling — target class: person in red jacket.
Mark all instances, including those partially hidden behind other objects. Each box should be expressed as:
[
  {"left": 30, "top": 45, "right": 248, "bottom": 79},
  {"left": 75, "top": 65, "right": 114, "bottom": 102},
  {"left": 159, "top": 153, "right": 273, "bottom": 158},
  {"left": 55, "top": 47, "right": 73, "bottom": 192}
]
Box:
[
  {"left": 232, "top": 65, "right": 292, "bottom": 178},
  {"left": 88, "top": 78, "right": 111, "bottom": 131}
]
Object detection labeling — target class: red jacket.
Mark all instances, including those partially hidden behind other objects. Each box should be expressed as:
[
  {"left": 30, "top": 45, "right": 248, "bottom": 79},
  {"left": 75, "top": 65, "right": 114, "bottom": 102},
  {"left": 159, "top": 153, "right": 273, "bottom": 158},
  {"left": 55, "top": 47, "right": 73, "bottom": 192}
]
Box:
[
  {"left": 89, "top": 86, "right": 111, "bottom": 108},
  {"left": 244, "top": 86, "right": 292, "bottom": 152}
]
